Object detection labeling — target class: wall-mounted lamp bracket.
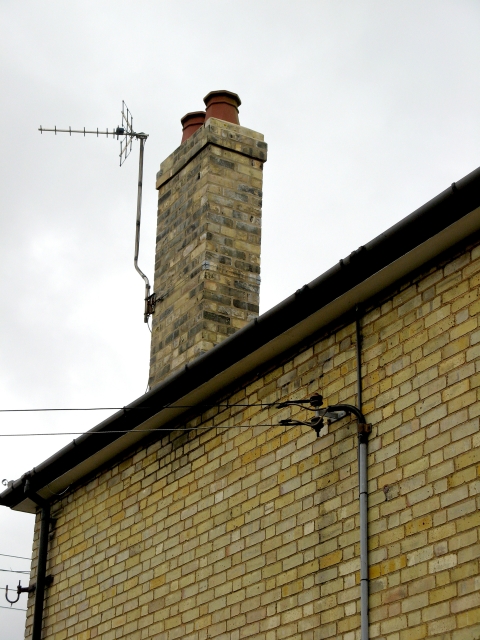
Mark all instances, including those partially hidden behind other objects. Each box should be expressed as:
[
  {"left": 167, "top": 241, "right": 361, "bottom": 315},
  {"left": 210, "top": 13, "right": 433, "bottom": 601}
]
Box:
[{"left": 323, "top": 410, "right": 347, "bottom": 422}]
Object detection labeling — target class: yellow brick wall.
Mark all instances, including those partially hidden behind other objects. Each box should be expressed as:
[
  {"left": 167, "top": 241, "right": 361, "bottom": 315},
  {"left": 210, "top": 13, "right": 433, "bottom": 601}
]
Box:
[{"left": 25, "top": 239, "right": 480, "bottom": 639}]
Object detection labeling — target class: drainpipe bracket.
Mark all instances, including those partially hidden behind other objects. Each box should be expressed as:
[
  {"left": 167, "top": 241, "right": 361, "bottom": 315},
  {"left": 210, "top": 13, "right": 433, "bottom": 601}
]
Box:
[{"left": 357, "top": 422, "right": 372, "bottom": 436}]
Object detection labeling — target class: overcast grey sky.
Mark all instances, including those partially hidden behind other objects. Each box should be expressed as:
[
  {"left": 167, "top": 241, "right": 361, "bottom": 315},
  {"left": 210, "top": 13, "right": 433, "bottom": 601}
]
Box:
[{"left": 1, "top": 1, "right": 479, "bottom": 636}]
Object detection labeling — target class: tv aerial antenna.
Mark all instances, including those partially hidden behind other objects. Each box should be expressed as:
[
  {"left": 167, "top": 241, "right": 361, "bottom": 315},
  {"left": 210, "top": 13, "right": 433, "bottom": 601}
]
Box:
[{"left": 39, "top": 101, "right": 155, "bottom": 323}]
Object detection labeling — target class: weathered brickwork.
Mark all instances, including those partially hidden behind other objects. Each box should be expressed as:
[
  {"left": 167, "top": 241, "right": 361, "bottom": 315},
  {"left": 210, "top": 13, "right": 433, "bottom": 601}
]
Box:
[
  {"left": 149, "top": 118, "right": 267, "bottom": 387},
  {"left": 26, "top": 239, "right": 480, "bottom": 639}
]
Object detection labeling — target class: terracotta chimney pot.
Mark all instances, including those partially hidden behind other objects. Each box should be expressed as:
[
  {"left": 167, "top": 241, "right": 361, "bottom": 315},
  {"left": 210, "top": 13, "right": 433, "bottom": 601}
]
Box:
[
  {"left": 203, "top": 90, "right": 241, "bottom": 125},
  {"left": 181, "top": 111, "right": 206, "bottom": 143}
]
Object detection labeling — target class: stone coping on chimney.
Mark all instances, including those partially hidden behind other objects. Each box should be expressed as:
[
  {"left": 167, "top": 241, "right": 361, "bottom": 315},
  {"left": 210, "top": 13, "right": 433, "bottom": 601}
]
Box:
[{"left": 156, "top": 118, "right": 268, "bottom": 190}]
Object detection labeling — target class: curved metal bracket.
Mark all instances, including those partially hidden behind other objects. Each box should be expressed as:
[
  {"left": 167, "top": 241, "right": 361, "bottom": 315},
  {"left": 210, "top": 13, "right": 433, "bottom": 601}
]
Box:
[
  {"left": 278, "top": 393, "right": 366, "bottom": 439},
  {"left": 5, "top": 580, "right": 35, "bottom": 606},
  {"left": 279, "top": 415, "right": 328, "bottom": 437},
  {"left": 5, "top": 585, "right": 20, "bottom": 606}
]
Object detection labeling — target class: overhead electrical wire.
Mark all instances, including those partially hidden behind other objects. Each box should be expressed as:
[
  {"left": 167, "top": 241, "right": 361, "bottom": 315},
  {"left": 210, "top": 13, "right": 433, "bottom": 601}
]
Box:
[
  {"left": 0, "top": 402, "right": 310, "bottom": 437},
  {"left": 0, "top": 605, "right": 27, "bottom": 611},
  {"left": 0, "top": 554, "right": 31, "bottom": 561},
  {"left": 0, "top": 400, "right": 290, "bottom": 437},
  {"left": 0, "top": 401, "right": 280, "bottom": 413},
  {"left": 0, "top": 400, "right": 312, "bottom": 436},
  {"left": 0, "top": 423, "right": 282, "bottom": 437},
  {"left": 0, "top": 569, "right": 30, "bottom": 574}
]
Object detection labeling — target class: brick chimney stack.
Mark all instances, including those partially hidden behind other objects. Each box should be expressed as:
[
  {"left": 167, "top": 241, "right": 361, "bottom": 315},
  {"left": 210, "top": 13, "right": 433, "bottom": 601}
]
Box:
[{"left": 149, "top": 91, "right": 268, "bottom": 388}]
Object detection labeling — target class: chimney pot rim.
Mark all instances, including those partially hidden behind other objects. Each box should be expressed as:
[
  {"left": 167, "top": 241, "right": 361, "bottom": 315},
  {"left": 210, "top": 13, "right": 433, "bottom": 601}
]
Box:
[
  {"left": 181, "top": 111, "right": 206, "bottom": 125},
  {"left": 203, "top": 90, "right": 241, "bottom": 108}
]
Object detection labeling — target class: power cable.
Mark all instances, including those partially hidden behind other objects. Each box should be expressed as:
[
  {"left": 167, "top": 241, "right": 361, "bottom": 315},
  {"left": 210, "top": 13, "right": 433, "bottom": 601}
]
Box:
[
  {"left": 0, "top": 423, "right": 279, "bottom": 437},
  {"left": 0, "top": 569, "right": 30, "bottom": 574},
  {"left": 0, "top": 401, "right": 278, "bottom": 413},
  {"left": 0, "top": 605, "right": 27, "bottom": 611},
  {"left": 0, "top": 554, "right": 31, "bottom": 561}
]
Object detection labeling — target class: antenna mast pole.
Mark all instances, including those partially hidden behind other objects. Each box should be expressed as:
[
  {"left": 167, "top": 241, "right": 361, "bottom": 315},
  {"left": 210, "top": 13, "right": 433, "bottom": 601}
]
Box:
[{"left": 134, "top": 135, "right": 154, "bottom": 322}]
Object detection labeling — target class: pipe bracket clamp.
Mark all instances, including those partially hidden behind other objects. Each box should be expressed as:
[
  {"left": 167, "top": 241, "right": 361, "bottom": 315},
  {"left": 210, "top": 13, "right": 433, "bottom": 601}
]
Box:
[{"left": 357, "top": 422, "right": 372, "bottom": 436}]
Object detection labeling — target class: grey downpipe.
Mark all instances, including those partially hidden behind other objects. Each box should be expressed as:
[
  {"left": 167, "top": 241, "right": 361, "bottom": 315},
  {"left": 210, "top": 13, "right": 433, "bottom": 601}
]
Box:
[
  {"left": 25, "top": 482, "right": 50, "bottom": 640},
  {"left": 356, "top": 310, "right": 369, "bottom": 640},
  {"left": 322, "top": 399, "right": 369, "bottom": 640}
]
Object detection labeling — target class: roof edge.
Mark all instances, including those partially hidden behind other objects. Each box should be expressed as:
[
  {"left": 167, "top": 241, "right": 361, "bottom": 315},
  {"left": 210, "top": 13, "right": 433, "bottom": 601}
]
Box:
[{"left": 2, "top": 167, "right": 480, "bottom": 512}]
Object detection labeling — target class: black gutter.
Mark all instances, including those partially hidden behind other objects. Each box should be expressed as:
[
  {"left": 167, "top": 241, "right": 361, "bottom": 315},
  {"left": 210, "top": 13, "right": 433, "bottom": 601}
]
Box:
[{"left": 1, "top": 167, "right": 479, "bottom": 510}]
